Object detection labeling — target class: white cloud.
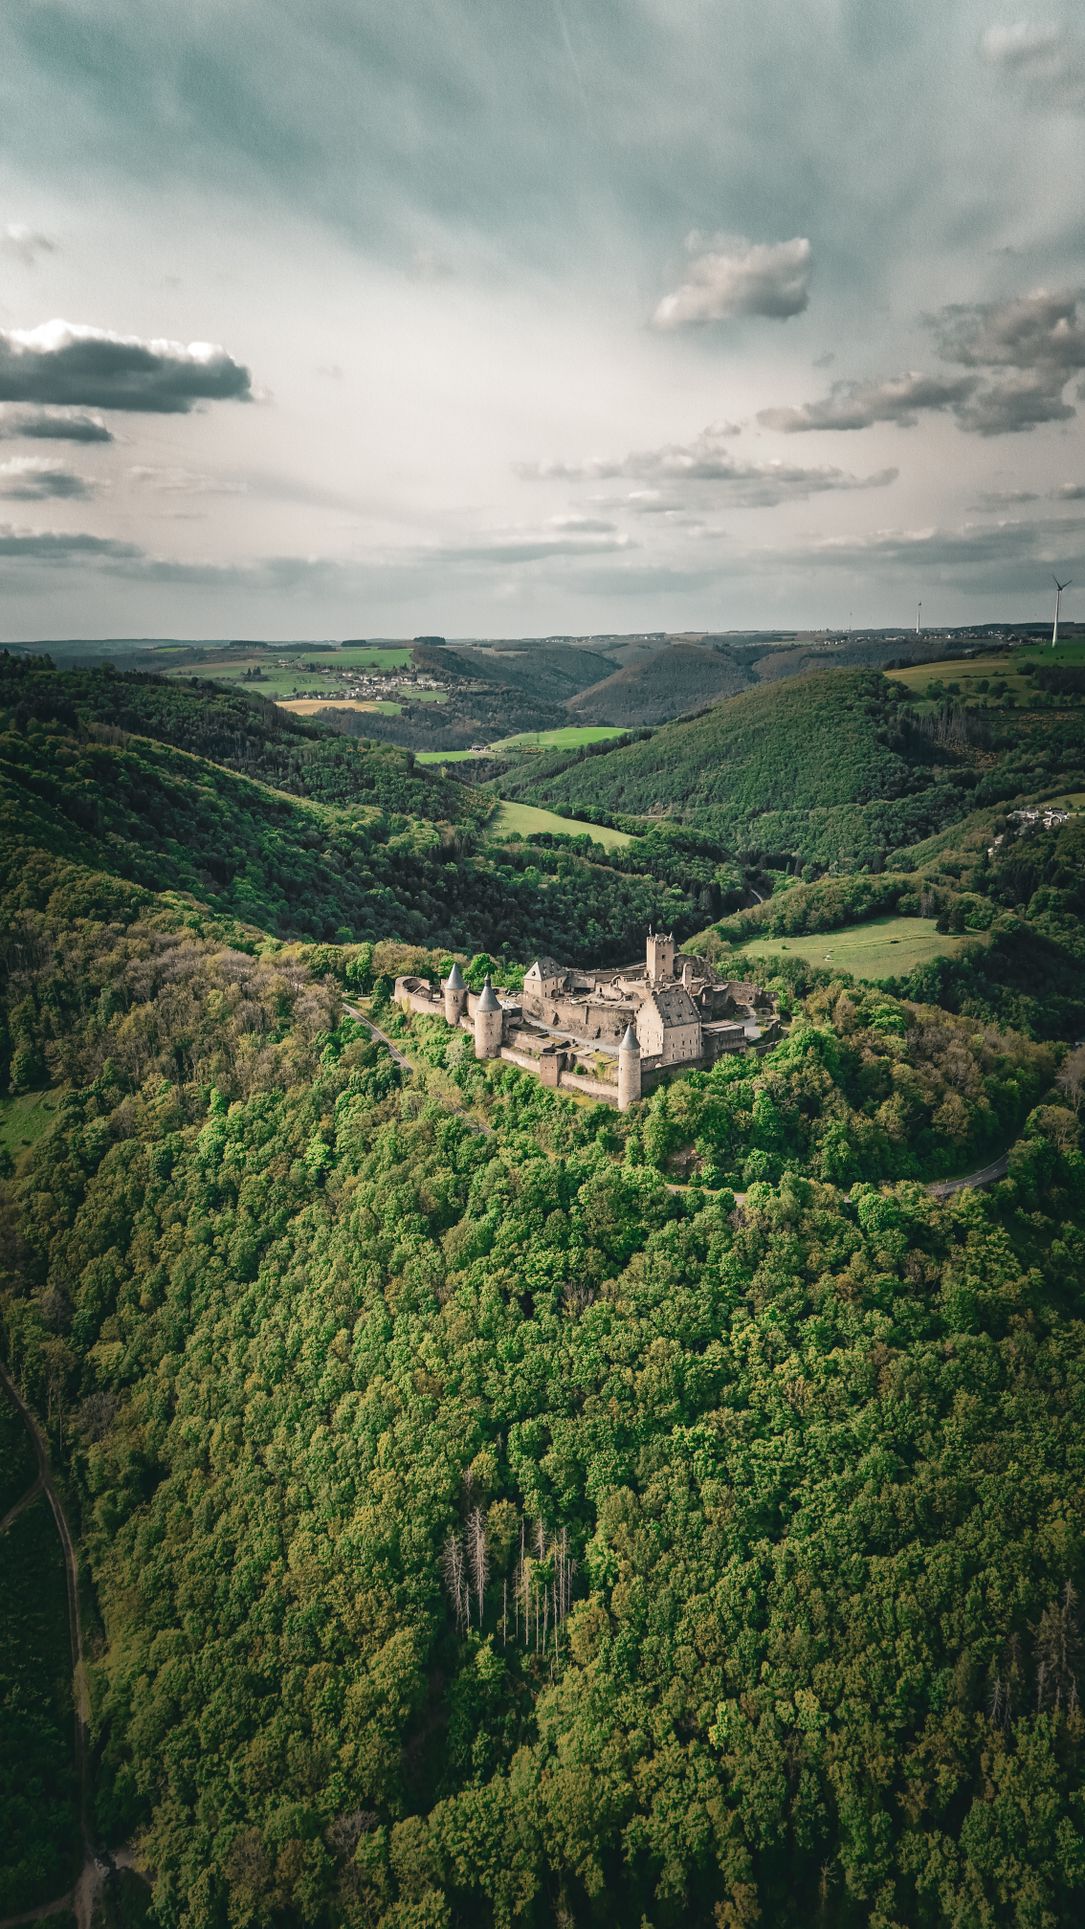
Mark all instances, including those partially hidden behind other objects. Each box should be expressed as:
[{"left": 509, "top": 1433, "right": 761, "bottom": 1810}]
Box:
[
  {"left": 518, "top": 424, "right": 894, "bottom": 505},
  {"left": 128, "top": 465, "right": 249, "bottom": 495},
  {"left": 652, "top": 235, "right": 812, "bottom": 328}
]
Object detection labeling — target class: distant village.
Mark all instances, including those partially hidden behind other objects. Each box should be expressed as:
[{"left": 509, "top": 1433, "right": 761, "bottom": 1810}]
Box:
[{"left": 396, "top": 931, "right": 779, "bottom": 1109}]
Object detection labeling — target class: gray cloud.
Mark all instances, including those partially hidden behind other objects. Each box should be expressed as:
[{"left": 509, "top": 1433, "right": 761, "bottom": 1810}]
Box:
[
  {"left": 764, "top": 288, "right": 1085, "bottom": 440},
  {"left": 519, "top": 424, "right": 895, "bottom": 505},
  {"left": 954, "top": 368, "right": 1076, "bottom": 434},
  {"left": 0, "top": 523, "right": 138, "bottom": 561},
  {"left": 1, "top": 224, "right": 57, "bottom": 265},
  {"left": 974, "top": 486, "right": 1042, "bottom": 506},
  {"left": 976, "top": 479, "right": 1085, "bottom": 506},
  {"left": 0, "top": 320, "right": 252, "bottom": 412},
  {"left": 653, "top": 234, "right": 812, "bottom": 328},
  {"left": 770, "top": 515, "right": 1084, "bottom": 577},
  {"left": 932, "top": 287, "right": 1085, "bottom": 371},
  {"left": 434, "top": 527, "right": 633, "bottom": 566},
  {"left": 759, "top": 371, "right": 978, "bottom": 432},
  {"left": 0, "top": 405, "right": 113, "bottom": 443},
  {"left": 0, "top": 456, "right": 94, "bottom": 500}
]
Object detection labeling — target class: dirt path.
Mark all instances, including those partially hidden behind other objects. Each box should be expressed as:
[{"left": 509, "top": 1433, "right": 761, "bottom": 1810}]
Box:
[
  {"left": 345, "top": 1003, "right": 493, "bottom": 1136},
  {"left": 0, "top": 1365, "right": 103, "bottom": 1929},
  {"left": 0, "top": 1472, "right": 42, "bottom": 1536}
]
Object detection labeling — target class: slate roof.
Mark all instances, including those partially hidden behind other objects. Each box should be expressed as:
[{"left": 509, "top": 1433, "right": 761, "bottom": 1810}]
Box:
[
  {"left": 643, "top": 985, "right": 700, "bottom": 1028},
  {"left": 525, "top": 957, "right": 566, "bottom": 981},
  {"left": 445, "top": 961, "right": 464, "bottom": 988},
  {"left": 619, "top": 1025, "right": 640, "bottom": 1054},
  {"left": 477, "top": 978, "right": 501, "bottom": 1012}
]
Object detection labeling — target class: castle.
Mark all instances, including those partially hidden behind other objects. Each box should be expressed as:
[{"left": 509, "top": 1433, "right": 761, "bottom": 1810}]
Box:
[{"left": 395, "top": 930, "right": 778, "bottom": 1110}]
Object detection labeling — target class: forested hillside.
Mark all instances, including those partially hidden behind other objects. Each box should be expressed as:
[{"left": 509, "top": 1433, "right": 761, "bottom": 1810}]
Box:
[
  {"left": 2, "top": 890, "right": 1084, "bottom": 1925},
  {"left": 2, "top": 654, "right": 1085, "bottom": 1927},
  {"left": 0, "top": 663, "right": 697, "bottom": 962},
  {"left": 0, "top": 654, "right": 481, "bottom": 825},
  {"left": 566, "top": 641, "right": 751, "bottom": 726},
  {"left": 503, "top": 668, "right": 1085, "bottom": 869}
]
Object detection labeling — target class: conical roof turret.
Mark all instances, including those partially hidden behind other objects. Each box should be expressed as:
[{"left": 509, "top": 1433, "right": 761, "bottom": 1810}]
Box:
[
  {"left": 477, "top": 977, "right": 500, "bottom": 1012},
  {"left": 445, "top": 961, "right": 464, "bottom": 988},
  {"left": 619, "top": 1023, "right": 640, "bottom": 1054}
]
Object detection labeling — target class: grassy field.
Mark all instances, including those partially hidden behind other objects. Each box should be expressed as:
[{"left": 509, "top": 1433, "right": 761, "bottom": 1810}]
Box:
[
  {"left": 741, "top": 915, "right": 981, "bottom": 981},
  {"left": 489, "top": 726, "right": 628, "bottom": 752},
  {"left": 888, "top": 638, "right": 1085, "bottom": 705},
  {"left": 0, "top": 1497, "right": 79, "bottom": 1914},
  {"left": 489, "top": 800, "right": 633, "bottom": 850},
  {"left": 0, "top": 1090, "right": 61, "bottom": 1162},
  {"left": 416, "top": 749, "right": 488, "bottom": 764}
]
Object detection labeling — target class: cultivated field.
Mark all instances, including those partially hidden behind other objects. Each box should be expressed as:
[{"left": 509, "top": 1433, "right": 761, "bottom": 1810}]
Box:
[
  {"left": 277, "top": 697, "right": 403, "bottom": 715},
  {"left": 741, "top": 915, "right": 982, "bottom": 981},
  {"left": 489, "top": 800, "right": 633, "bottom": 850}
]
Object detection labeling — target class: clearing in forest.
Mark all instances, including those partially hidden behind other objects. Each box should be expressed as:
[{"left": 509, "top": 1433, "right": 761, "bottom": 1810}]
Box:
[
  {"left": 489, "top": 800, "right": 633, "bottom": 850},
  {"left": 489, "top": 725, "right": 628, "bottom": 752},
  {"left": 741, "top": 915, "right": 983, "bottom": 981}
]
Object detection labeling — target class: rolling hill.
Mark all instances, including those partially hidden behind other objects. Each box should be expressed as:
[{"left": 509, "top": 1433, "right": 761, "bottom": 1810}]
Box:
[{"left": 565, "top": 640, "right": 752, "bottom": 726}]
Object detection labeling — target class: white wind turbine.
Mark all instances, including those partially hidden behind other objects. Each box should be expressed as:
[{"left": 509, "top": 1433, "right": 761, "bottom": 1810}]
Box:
[{"left": 1051, "top": 574, "right": 1071, "bottom": 648}]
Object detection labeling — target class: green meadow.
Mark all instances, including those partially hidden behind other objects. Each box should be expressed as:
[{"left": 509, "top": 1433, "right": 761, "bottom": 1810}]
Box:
[
  {"left": 489, "top": 799, "right": 633, "bottom": 850},
  {"left": 741, "top": 915, "right": 982, "bottom": 982},
  {"left": 489, "top": 725, "right": 627, "bottom": 752}
]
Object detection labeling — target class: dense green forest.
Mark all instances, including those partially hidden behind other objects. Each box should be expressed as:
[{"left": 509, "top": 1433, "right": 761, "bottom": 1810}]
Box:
[
  {"left": 502, "top": 669, "right": 1085, "bottom": 871},
  {"left": 0, "top": 659, "right": 705, "bottom": 964},
  {"left": 2, "top": 655, "right": 1085, "bottom": 1926}
]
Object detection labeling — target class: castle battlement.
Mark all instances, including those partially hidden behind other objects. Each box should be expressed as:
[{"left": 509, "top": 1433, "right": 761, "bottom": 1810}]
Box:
[{"left": 395, "top": 932, "right": 778, "bottom": 1109}]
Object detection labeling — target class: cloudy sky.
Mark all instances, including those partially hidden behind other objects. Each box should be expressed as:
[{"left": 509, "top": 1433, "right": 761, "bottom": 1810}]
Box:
[{"left": 2, "top": 0, "right": 1084, "bottom": 639}]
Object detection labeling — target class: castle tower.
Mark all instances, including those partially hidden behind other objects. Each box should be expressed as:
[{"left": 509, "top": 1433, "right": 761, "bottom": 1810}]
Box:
[
  {"left": 646, "top": 928, "right": 676, "bottom": 985},
  {"left": 474, "top": 978, "right": 504, "bottom": 1059},
  {"left": 443, "top": 960, "right": 467, "bottom": 1026},
  {"left": 617, "top": 1024, "right": 642, "bottom": 1111}
]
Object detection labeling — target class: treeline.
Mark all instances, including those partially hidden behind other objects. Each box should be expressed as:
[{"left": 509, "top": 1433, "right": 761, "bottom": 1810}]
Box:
[{"left": 2, "top": 901, "right": 1085, "bottom": 1924}]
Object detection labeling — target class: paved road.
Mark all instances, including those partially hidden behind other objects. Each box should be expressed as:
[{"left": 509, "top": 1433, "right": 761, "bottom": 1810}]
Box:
[{"left": 926, "top": 1151, "right": 1011, "bottom": 1199}]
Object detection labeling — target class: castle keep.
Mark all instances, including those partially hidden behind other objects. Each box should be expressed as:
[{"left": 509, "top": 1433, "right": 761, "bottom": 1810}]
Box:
[{"left": 395, "top": 930, "right": 778, "bottom": 1110}]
